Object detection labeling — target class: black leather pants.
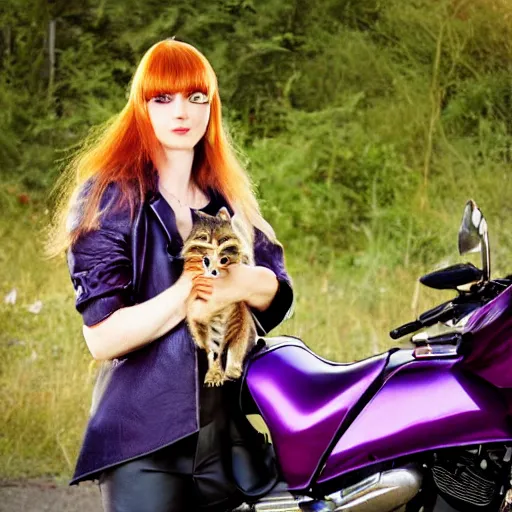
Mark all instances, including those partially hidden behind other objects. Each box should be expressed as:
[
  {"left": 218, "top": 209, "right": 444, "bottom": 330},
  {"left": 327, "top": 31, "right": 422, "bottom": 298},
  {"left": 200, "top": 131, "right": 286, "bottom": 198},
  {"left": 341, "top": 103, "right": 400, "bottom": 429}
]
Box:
[
  {"left": 99, "top": 353, "right": 242, "bottom": 512},
  {"left": 98, "top": 431, "right": 241, "bottom": 512}
]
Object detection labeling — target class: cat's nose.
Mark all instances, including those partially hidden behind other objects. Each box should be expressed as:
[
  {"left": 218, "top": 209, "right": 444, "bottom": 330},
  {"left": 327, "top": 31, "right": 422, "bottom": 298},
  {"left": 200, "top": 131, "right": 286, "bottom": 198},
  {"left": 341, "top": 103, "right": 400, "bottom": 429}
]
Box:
[{"left": 211, "top": 269, "right": 219, "bottom": 277}]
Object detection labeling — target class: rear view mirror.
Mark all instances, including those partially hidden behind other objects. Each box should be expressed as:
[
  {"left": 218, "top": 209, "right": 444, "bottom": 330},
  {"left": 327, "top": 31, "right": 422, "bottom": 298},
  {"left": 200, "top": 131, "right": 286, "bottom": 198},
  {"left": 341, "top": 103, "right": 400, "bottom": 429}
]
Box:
[{"left": 458, "top": 200, "right": 490, "bottom": 282}]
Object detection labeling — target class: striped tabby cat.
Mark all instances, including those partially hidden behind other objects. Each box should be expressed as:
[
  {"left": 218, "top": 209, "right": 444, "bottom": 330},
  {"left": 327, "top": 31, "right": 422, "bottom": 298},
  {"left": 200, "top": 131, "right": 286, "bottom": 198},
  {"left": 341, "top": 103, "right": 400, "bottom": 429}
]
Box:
[{"left": 182, "top": 207, "right": 256, "bottom": 386}]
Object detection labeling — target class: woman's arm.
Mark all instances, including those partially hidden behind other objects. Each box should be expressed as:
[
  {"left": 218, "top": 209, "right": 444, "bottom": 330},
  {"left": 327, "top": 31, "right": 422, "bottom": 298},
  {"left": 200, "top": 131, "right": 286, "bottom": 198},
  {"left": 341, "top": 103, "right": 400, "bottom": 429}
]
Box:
[
  {"left": 83, "top": 273, "right": 195, "bottom": 361},
  {"left": 243, "top": 266, "right": 280, "bottom": 311}
]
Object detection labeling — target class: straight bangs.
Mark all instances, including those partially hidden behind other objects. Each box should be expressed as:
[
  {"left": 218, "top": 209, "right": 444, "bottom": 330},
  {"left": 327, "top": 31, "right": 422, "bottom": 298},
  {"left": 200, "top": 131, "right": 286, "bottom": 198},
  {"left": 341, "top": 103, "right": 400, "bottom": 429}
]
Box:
[{"left": 133, "top": 40, "right": 217, "bottom": 103}]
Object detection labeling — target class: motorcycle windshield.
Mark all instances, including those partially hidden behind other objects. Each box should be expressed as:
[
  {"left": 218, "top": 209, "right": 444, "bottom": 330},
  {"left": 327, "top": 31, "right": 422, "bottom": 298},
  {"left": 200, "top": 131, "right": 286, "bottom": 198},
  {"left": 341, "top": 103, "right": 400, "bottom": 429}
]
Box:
[{"left": 461, "top": 284, "right": 512, "bottom": 388}]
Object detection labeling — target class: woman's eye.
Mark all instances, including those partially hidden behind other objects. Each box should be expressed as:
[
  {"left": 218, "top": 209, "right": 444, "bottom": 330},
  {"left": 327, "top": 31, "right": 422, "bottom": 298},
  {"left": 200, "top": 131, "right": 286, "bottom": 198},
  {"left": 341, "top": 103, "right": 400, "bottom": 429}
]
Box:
[
  {"left": 189, "top": 92, "right": 209, "bottom": 104},
  {"left": 152, "top": 94, "right": 173, "bottom": 103},
  {"left": 218, "top": 237, "right": 230, "bottom": 245},
  {"left": 198, "top": 234, "right": 208, "bottom": 241}
]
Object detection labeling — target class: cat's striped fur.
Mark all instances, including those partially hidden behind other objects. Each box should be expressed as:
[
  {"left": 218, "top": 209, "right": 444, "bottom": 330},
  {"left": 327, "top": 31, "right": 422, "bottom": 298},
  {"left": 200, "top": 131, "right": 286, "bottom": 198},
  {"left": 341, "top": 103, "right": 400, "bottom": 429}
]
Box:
[{"left": 181, "top": 207, "right": 256, "bottom": 386}]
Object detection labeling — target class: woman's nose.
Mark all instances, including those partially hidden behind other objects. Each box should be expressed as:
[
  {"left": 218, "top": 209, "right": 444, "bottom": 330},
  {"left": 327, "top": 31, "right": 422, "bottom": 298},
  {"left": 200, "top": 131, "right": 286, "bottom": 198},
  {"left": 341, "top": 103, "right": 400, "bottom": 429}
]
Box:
[{"left": 171, "top": 94, "right": 188, "bottom": 119}]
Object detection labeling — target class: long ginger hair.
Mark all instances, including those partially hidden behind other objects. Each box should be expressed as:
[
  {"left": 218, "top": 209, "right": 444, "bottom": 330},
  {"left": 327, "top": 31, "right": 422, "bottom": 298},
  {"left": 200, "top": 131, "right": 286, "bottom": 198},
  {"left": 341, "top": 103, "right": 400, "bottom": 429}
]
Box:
[{"left": 47, "top": 39, "right": 277, "bottom": 257}]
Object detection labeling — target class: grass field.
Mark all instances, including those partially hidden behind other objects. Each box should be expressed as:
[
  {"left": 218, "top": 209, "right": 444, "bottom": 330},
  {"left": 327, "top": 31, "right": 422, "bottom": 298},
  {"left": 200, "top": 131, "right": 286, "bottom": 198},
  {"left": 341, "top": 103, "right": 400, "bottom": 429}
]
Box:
[{"left": 0, "top": 190, "right": 506, "bottom": 480}]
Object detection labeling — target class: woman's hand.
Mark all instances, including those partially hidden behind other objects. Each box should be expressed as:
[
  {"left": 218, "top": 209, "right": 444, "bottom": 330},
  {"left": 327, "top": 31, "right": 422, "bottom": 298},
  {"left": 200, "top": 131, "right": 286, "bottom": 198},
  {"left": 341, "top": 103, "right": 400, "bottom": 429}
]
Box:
[
  {"left": 186, "top": 264, "right": 278, "bottom": 323},
  {"left": 186, "top": 265, "right": 248, "bottom": 323},
  {"left": 178, "top": 257, "right": 206, "bottom": 293}
]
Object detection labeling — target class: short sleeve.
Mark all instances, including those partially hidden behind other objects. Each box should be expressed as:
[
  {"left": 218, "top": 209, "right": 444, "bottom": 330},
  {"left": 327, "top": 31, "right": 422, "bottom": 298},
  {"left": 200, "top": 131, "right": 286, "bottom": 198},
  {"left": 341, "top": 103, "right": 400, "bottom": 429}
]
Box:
[
  {"left": 251, "top": 228, "right": 294, "bottom": 335},
  {"left": 66, "top": 183, "right": 134, "bottom": 327}
]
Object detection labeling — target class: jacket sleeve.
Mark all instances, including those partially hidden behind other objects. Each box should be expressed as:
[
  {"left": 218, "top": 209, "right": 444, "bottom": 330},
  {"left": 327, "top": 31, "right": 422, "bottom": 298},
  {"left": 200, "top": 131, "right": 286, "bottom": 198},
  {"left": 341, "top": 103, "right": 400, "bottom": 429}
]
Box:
[
  {"left": 251, "top": 228, "right": 294, "bottom": 335},
  {"left": 66, "top": 183, "right": 134, "bottom": 327}
]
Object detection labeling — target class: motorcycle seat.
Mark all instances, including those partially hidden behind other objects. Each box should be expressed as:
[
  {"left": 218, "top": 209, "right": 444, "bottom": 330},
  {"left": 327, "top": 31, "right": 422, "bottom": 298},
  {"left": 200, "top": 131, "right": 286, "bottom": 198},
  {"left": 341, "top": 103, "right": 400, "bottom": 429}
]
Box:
[{"left": 244, "top": 335, "right": 389, "bottom": 489}]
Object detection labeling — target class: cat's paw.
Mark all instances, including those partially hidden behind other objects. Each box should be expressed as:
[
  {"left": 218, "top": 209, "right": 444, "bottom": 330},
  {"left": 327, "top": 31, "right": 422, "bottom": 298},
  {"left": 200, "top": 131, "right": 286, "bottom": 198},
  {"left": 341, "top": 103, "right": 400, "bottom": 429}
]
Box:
[
  {"left": 224, "top": 365, "right": 243, "bottom": 381},
  {"left": 204, "top": 367, "right": 225, "bottom": 387}
]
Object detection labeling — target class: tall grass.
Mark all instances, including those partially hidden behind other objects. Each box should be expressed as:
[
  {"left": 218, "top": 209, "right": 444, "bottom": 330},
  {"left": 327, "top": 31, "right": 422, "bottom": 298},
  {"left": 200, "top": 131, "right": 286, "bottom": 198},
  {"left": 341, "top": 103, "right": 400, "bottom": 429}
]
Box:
[
  {"left": 1, "top": 0, "right": 511, "bottom": 480},
  {"left": 2, "top": 180, "right": 507, "bottom": 479},
  {"left": 0, "top": 195, "right": 93, "bottom": 479}
]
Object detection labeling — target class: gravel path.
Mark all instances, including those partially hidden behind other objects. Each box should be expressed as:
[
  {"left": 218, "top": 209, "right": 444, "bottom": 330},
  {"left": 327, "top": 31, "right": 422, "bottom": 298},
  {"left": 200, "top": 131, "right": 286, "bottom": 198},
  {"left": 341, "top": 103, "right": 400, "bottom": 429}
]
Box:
[{"left": 0, "top": 479, "right": 102, "bottom": 512}]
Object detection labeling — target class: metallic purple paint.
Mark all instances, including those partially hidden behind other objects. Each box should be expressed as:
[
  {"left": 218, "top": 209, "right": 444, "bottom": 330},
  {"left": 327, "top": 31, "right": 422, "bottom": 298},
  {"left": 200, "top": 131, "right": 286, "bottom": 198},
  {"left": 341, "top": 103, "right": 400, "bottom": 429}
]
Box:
[
  {"left": 462, "top": 284, "right": 512, "bottom": 389},
  {"left": 318, "top": 357, "right": 512, "bottom": 484},
  {"left": 246, "top": 341, "right": 387, "bottom": 489}
]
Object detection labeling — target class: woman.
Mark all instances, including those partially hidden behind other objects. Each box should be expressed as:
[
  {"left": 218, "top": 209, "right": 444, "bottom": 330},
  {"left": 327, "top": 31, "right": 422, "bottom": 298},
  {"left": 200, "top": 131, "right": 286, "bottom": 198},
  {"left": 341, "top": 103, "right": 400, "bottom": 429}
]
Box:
[{"left": 48, "top": 39, "right": 293, "bottom": 511}]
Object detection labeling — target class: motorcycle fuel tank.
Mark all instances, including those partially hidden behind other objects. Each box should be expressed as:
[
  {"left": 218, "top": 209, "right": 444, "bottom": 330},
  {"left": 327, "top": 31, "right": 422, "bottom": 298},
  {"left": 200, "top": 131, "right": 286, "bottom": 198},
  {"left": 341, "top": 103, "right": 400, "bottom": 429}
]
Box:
[
  {"left": 245, "top": 337, "right": 388, "bottom": 490},
  {"left": 318, "top": 355, "right": 512, "bottom": 485}
]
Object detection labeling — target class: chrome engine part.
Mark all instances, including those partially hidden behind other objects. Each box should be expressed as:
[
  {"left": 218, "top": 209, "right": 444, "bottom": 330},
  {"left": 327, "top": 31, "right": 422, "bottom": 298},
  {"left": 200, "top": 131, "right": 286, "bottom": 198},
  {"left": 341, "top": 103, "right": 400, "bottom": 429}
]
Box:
[
  {"left": 249, "top": 489, "right": 335, "bottom": 511},
  {"left": 329, "top": 464, "right": 423, "bottom": 512},
  {"left": 499, "top": 489, "right": 512, "bottom": 512},
  {"left": 432, "top": 446, "right": 510, "bottom": 509},
  {"left": 237, "top": 465, "right": 422, "bottom": 512}
]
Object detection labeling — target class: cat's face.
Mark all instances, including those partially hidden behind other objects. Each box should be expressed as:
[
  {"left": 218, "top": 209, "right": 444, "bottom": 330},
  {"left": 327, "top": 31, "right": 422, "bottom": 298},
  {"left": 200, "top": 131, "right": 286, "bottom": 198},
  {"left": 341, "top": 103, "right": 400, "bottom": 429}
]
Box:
[{"left": 182, "top": 208, "right": 245, "bottom": 277}]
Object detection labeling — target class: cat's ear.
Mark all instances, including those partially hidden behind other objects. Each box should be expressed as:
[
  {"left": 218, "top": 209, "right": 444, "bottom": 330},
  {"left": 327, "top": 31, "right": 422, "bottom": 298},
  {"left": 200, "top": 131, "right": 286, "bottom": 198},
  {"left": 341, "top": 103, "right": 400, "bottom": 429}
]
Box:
[
  {"left": 216, "top": 207, "right": 231, "bottom": 221},
  {"left": 195, "top": 210, "right": 210, "bottom": 219}
]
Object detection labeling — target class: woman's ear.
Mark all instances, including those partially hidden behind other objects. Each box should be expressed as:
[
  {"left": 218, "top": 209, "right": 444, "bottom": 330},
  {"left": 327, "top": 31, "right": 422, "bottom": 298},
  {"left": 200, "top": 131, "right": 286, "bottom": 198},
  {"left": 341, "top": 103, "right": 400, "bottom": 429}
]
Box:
[{"left": 216, "top": 207, "right": 231, "bottom": 221}]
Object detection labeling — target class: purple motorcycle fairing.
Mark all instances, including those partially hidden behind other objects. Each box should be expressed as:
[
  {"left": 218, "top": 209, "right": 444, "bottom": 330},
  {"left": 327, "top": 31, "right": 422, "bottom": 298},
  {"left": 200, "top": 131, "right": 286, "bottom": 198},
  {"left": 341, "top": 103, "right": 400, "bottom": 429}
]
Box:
[
  {"left": 245, "top": 337, "right": 388, "bottom": 490},
  {"left": 245, "top": 336, "right": 512, "bottom": 492},
  {"left": 462, "top": 284, "right": 512, "bottom": 389},
  {"left": 318, "top": 356, "right": 512, "bottom": 485}
]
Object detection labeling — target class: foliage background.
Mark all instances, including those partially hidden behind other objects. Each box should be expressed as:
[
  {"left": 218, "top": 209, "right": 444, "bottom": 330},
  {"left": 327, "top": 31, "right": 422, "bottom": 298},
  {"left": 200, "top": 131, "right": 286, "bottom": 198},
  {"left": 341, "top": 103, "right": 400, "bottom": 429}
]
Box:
[{"left": 0, "top": 0, "right": 511, "bottom": 479}]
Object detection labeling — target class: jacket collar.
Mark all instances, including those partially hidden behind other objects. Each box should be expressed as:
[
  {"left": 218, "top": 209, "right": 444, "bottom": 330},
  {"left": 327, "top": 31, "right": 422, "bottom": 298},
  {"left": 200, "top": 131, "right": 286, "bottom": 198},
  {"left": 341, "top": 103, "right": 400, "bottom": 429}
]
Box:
[
  {"left": 146, "top": 187, "right": 233, "bottom": 246},
  {"left": 148, "top": 191, "right": 176, "bottom": 244}
]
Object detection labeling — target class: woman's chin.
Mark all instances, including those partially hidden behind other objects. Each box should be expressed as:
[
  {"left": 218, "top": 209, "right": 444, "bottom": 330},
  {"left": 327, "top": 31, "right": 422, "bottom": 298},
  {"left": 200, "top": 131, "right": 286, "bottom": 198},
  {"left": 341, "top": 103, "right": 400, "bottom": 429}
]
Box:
[{"left": 161, "top": 141, "right": 197, "bottom": 152}]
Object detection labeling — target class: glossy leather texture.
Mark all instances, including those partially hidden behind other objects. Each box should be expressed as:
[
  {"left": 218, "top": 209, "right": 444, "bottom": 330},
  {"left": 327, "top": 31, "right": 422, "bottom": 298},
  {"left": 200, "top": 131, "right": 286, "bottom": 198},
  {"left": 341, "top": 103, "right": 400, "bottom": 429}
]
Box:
[
  {"left": 318, "top": 357, "right": 512, "bottom": 484},
  {"left": 245, "top": 338, "right": 388, "bottom": 490},
  {"left": 67, "top": 183, "right": 293, "bottom": 485}
]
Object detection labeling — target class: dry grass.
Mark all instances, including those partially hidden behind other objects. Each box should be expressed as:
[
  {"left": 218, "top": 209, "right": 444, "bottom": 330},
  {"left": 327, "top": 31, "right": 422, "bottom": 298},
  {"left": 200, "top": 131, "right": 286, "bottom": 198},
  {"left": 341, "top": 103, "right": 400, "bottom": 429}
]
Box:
[{"left": 0, "top": 198, "right": 483, "bottom": 480}]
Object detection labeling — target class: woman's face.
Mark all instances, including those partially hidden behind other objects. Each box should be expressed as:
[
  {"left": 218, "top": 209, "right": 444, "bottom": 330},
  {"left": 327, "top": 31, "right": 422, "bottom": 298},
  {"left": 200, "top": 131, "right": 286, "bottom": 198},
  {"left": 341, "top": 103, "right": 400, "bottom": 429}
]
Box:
[{"left": 147, "top": 91, "right": 211, "bottom": 151}]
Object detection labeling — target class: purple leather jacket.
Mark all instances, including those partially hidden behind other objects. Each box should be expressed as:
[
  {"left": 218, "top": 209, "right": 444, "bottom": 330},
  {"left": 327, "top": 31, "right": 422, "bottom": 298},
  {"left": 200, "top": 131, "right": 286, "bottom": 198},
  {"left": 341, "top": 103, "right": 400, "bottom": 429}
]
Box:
[{"left": 66, "top": 183, "right": 294, "bottom": 485}]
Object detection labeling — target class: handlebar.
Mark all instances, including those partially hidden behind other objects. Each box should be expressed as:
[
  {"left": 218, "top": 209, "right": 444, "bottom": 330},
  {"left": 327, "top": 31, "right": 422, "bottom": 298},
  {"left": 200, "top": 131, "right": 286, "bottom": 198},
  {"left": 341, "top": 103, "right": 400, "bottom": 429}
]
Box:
[
  {"left": 389, "top": 321, "right": 423, "bottom": 340},
  {"left": 389, "top": 279, "right": 512, "bottom": 341},
  {"left": 389, "top": 301, "right": 456, "bottom": 340}
]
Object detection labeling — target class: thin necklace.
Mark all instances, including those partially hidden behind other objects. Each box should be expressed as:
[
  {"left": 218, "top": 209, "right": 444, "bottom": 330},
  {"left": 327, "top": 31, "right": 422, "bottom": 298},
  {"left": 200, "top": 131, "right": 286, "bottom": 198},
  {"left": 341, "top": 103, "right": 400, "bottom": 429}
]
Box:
[
  {"left": 160, "top": 182, "right": 210, "bottom": 210},
  {"left": 159, "top": 182, "right": 190, "bottom": 209}
]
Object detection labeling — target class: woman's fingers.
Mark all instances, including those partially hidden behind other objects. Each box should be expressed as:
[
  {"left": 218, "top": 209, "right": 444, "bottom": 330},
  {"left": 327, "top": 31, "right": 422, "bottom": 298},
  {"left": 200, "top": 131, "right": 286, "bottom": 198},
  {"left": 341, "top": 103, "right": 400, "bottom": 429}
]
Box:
[
  {"left": 192, "top": 275, "right": 213, "bottom": 298},
  {"left": 193, "top": 280, "right": 213, "bottom": 288},
  {"left": 193, "top": 276, "right": 213, "bottom": 287},
  {"left": 183, "top": 261, "right": 203, "bottom": 273},
  {"left": 194, "top": 287, "right": 213, "bottom": 297},
  {"left": 195, "top": 290, "right": 212, "bottom": 301}
]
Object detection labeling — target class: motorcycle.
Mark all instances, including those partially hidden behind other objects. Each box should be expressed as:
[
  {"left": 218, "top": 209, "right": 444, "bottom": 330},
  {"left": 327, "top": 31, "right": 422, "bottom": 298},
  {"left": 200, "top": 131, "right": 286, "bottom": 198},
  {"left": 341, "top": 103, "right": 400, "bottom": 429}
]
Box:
[{"left": 238, "top": 200, "right": 512, "bottom": 512}]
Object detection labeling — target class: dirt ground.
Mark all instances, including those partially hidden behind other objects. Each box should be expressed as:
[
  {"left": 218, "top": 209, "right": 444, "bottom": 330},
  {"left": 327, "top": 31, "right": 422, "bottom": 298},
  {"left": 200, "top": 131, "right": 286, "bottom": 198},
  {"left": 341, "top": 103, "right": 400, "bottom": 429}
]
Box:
[
  {"left": 0, "top": 479, "right": 102, "bottom": 512},
  {"left": 0, "top": 479, "right": 457, "bottom": 511}
]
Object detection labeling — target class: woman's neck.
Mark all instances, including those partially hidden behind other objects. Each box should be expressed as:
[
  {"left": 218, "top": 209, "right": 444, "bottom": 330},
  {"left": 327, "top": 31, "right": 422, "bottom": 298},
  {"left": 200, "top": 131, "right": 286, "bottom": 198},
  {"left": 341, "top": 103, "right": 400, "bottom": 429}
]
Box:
[
  {"left": 156, "top": 148, "right": 194, "bottom": 196},
  {"left": 155, "top": 148, "right": 208, "bottom": 209}
]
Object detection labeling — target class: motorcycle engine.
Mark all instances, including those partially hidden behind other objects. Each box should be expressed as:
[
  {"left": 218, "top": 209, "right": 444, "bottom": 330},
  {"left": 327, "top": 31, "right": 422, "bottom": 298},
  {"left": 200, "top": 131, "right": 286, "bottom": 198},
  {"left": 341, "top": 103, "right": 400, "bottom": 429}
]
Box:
[{"left": 431, "top": 446, "right": 510, "bottom": 511}]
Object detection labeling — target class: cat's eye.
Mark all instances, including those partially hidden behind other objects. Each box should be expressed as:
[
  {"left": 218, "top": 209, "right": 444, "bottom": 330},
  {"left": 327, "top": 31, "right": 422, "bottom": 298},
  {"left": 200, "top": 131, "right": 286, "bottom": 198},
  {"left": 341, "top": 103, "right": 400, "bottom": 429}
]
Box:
[
  {"left": 197, "top": 233, "right": 209, "bottom": 242},
  {"left": 218, "top": 236, "right": 231, "bottom": 245},
  {"left": 203, "top": 256, "right": 210, "bottom": 267},
  {"left": 189, "top": 91, "right": 209, "bottom": 104},
  {"left": 220, "top": 257, "right": 229, "bottom": 265}
]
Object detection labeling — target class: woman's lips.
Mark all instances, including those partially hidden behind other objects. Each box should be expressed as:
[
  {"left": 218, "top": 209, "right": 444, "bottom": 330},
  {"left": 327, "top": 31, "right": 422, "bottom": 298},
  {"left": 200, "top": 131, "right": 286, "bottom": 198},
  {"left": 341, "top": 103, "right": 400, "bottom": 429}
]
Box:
[{"left": 172, "top": 128, "right": 190, "bottom": 134}]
